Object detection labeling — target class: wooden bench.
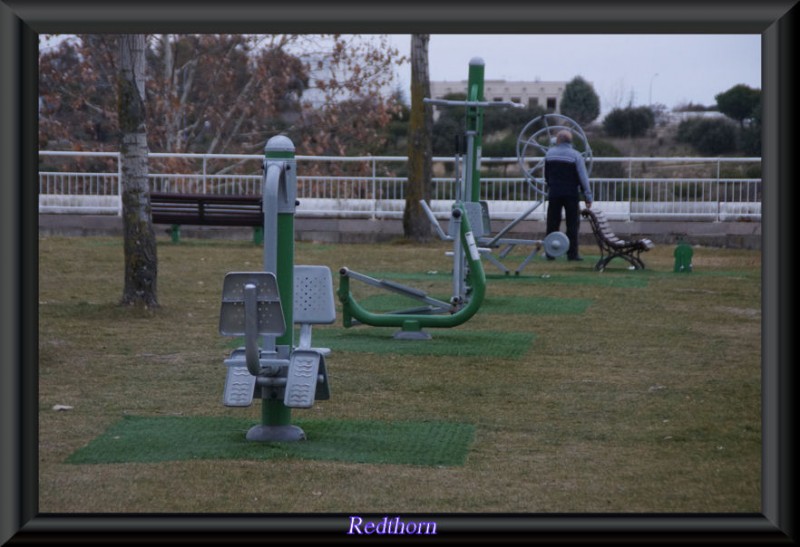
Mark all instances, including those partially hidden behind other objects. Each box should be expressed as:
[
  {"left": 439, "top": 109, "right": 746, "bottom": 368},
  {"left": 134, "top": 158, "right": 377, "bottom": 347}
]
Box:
[
  {"left": 580, "top": 208, "right": 654, "bottom": 271},
  {"left": 150, "top": 192, "right": 263, "bottom": 243}
]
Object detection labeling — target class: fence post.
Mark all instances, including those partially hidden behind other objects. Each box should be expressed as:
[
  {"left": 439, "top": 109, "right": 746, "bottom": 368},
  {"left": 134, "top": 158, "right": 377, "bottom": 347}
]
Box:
[
  {"left": 627, "top": 159, "right": 633, "bottom": 221},
  {"left": 716, "top": 160, "right": 722, "bottom": 221},
  {"left": 203, "top": 156, "right": 208, "bottom": 194},
  {"left": 371, "top": 155, "right": 377, "bottom": 220},
  {"left": 117, "top": 152, "right": 123, "bottom": 216}
]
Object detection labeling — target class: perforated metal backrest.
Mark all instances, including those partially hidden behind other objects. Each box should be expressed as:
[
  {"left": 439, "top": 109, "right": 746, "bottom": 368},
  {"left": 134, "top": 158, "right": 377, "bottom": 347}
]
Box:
[
  {"left": 219, "top": 272, "right": 285, "bottom": 336},
  {"left": 448, "top": 201, "right": 491, "bottom": 239},
  {"left": 464, "top": 201, "right": 490, "bottom": 238},
  {"left": 294, "top": 265, "right": 336, "bottom": 325},
  {"left": 479, "top": 201, "right": 492, "bottom": 236}
]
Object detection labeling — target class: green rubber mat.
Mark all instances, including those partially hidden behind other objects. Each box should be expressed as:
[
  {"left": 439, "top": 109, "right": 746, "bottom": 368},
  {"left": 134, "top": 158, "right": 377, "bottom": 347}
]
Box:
[
  {"left": 66, "top": 416, "right": 475, "bottom": 467},
  {"left": 307, "top": 328, "right": 535, "bottom": 359},
  {"left": 488, "top": 272, "right": 650, "bottom": 287},
  {"left": 358, "top": 294, "right": 591, "bottom": 315},
  {"left": 366, "top": 270, "right": 649, "bottom": 288},
  {"left": 225, "top": 328, "right": 534, "bottom": 359}
]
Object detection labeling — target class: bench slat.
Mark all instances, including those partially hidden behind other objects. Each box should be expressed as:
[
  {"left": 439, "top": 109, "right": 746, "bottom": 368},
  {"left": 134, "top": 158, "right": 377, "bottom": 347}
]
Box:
[
  {"left": 150, "top": 192, "right": 263, "bottom": 227},
  {"left": 580, "top": 208, "right": 653, "bottom": 271}
]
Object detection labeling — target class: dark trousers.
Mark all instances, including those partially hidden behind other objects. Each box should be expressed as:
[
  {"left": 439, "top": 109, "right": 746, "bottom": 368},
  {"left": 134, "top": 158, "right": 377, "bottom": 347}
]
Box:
[{"left": 546, "top": 195, "right": 581, "bottom": 259}]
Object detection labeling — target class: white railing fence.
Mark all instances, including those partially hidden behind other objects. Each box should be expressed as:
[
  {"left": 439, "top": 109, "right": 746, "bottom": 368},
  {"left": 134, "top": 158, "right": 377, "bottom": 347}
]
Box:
[{"left": 38, "top": 151, "right": 761, "bottom": 221}]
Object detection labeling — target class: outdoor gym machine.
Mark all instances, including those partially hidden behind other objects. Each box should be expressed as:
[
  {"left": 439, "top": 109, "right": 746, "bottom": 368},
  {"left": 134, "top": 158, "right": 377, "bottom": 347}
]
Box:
[
  {"left": 338, "top": 204, "right": 487, "bottom": 339},
  {"left": 419, "top": 57, "right": 576, "bottom": 276},
  {"left": 337, "top": 58, "right": 508, "bottom": 339},
  {"left": 217, "top": 136, "right": 336, "bottom": 442},
  {"left": 516, "top": 112, "right": 594, "bottom": 204},
  {"left": 338, "top": 58, "right": 593, "bottom": 339}
]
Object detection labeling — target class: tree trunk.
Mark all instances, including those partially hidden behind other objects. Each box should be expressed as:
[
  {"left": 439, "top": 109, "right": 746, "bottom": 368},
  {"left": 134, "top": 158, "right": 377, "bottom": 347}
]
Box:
[
  {"left": 161, "top": 34, "right": 179, "bottom": 152},
  {"left": 118, "top": 34, "right": 158, "bottom": 308},
  {"left": 403, "top": 34, "right": 432, "bottom": 242}
]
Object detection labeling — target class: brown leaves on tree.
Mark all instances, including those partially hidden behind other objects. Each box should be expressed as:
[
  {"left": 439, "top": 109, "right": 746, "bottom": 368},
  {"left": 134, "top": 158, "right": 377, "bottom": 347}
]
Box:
[{"left": 39, "top": 33, "right": 407, "bottom": 174}]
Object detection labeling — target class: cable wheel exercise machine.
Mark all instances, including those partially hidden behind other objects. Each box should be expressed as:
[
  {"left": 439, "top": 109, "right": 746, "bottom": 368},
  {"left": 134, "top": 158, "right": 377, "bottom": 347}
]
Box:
[
  {"left": 516, "top": 110, "right": 594, "bottom": 222},
  {"left": 421, "top": 59, "right": 594, "bottom": 276}
]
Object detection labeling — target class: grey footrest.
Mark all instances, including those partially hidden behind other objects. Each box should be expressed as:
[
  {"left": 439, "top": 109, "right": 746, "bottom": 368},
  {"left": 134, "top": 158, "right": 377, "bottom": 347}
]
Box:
[
  {"left": 223, "top": 355, "right": 256, "bottom": 407},
  {"left": 283, "top": 350, "right": 322, "bottom": 408}
]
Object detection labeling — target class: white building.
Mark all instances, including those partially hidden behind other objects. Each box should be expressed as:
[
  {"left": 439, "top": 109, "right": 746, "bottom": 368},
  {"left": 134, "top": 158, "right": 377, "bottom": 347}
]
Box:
[{"left": 429, "top": 79, "right": 569, "bottom": 119}]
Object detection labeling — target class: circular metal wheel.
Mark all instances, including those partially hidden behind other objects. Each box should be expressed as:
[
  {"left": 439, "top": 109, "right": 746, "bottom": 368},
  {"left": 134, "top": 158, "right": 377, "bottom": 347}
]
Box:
[
  {"left": 516, "top": 113, "right": 593, "bottom": 197},
  {"left": 542, "top": 231, "right": 570, "bottom": 258}
]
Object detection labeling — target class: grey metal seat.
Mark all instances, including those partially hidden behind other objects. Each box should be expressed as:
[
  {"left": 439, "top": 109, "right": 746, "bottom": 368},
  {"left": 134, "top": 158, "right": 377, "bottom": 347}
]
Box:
[
  {"left": 293, "top": 265, "right": 336, "bottom": 353},
  {"left": 282, "top": 265, "right": 336, "bottom": 408}
]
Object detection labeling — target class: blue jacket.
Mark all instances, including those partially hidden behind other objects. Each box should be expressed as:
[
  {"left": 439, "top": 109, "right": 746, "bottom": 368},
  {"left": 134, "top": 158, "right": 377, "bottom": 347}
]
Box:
[{"left": 544, "top": 143, "right": 593, "bottom": 201}]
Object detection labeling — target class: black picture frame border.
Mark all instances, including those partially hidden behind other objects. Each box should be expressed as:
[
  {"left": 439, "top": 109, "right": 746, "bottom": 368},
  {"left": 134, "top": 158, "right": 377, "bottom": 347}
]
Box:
[{"left": 2, "top": 0, "right": 795, "bottom": 543}]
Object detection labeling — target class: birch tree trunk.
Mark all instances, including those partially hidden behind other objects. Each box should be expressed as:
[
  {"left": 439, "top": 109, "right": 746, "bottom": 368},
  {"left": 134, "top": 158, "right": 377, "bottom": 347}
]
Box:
[
  {"left": 118, "top": 34, "right": 158, "bottom": 308},
  {"left": 403, "top": 34, "right": 432, "bottom": 242}
]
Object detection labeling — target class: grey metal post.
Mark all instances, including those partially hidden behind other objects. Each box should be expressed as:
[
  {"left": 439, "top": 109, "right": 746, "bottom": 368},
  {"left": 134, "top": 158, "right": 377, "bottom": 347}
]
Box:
[{"left": 202, "top": 156, "right": 207, "bottom": 194}]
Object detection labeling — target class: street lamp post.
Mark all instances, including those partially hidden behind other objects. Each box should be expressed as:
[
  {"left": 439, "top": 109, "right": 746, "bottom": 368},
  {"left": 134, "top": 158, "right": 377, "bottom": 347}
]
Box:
[{"left": 649, "top": 73, "right": 659, "bottom": 105}]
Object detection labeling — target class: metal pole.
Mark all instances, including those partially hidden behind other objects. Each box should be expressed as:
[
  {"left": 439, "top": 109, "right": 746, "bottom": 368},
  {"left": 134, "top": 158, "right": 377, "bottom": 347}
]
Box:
[
  {"left": 258, "top": 136, "right": 297, "bottom": 432},
  {"left": 117, "top": 152, "right": 123, "bottom": 216},
  {"left": 649, "top": 73, "right": 659, "bottom": 105},
  {"left": 466, "top": 58, "right": 485, "bottom": 204},
  {"left": 716, "top": 163, "right": 722, "bottom": 222},
  {"left": 371, "top": 156, "right": 377, "bottom": 219},
  {"left": 628, "top": 159, "right": 634, "bottom": 221},
  {"left": 202, "top": 156, "right": 207, "bottom": 194}
]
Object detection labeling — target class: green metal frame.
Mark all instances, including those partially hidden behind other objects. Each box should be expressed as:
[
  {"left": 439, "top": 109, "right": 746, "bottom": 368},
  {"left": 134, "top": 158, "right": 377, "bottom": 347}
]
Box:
[
  {"left": 336, "top": 58, "right": 492, "bottom": 337},
  {"left": 466, "top": 59, "right": 485, "bottom": 203},
  {"left": 338, "top": 205, "right": 486, "bottom": 332}
]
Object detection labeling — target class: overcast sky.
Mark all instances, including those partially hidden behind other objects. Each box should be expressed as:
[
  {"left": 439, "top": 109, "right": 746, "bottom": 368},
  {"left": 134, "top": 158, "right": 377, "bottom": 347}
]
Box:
[
  {"left": 40, "top": 33, "right": 761, "bottom": 118},
  {"left": 386, "top": 34, "right": 761, "bottom": 116}
]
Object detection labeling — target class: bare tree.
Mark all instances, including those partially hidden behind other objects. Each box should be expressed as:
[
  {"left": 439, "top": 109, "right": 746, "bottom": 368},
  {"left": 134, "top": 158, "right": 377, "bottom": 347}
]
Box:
[
  {"left": 40, "top": 34, "right": 405, "bottom": 173},
  {"left": 118, "top": 34, "right": 158, "bottom": 308},
  {"left": 403, "top": 34, "right": 432, "bottom": 242}
]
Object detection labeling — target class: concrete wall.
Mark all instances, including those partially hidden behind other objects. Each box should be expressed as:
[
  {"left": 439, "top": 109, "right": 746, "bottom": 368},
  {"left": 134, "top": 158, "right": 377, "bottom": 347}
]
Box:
[{"left": 39, "top": 213, "right": 762, "bottom": 250}]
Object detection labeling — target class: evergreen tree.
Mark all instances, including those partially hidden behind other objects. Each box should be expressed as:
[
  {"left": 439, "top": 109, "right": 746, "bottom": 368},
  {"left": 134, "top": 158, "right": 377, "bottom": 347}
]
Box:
[
  {"left": 715, "top": 84, "right": 760, "bottom": 128},
  {"left": 603, "top": 106, "right": 654, "bottom": 138},
  {"left": 560, "top": 76, "right": 600, "bottom": 126}
]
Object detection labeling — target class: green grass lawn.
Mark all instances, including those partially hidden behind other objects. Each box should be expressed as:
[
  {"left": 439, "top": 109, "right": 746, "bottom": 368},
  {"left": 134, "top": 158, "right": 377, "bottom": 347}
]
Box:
[{"left": 38, "top": 235, "right": 761, "bottom": 513}]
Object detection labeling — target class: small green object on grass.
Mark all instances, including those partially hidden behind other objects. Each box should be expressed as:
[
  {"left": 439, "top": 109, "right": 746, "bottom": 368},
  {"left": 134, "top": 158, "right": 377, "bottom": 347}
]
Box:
[{"left": 674, "top": 238, "right": 694, "bottom": 273}]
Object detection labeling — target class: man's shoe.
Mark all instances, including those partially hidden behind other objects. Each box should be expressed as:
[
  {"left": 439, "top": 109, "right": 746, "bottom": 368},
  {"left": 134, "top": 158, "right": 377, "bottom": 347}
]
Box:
[{"left": 567, "top": 256, "right": 584, "bottom": 261}]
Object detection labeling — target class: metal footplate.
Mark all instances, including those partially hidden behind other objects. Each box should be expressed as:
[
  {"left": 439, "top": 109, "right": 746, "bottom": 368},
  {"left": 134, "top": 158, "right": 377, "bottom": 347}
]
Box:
[
  {"left": 284, "top": 350, "right": 324, "bottom": 408},
  {"left": 222, "top": 350, "right": 257, "bottom": 407}
]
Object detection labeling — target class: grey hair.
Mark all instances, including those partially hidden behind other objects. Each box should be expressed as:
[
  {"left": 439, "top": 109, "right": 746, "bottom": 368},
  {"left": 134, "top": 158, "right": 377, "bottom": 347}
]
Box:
[{"left": 556, "top": 130, "right": 573, "bottom": 144}]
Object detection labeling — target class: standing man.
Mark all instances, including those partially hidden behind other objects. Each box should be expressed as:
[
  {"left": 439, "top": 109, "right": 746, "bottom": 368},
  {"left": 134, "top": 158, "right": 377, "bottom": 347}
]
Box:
[{"left": 544, "top": 130, "right": 593, "bottom": 261}]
